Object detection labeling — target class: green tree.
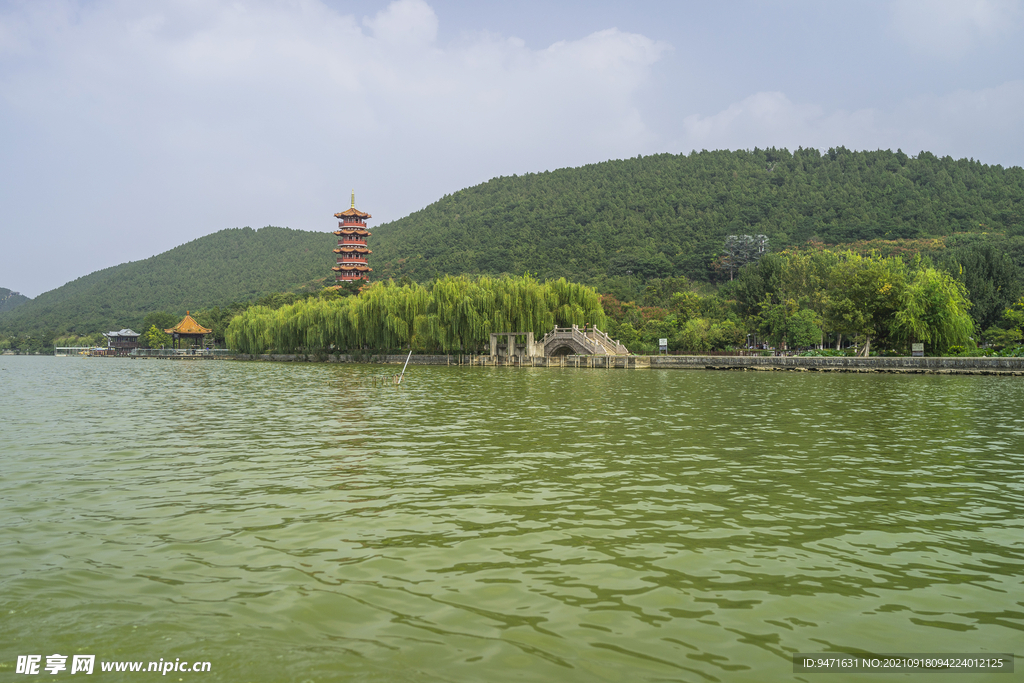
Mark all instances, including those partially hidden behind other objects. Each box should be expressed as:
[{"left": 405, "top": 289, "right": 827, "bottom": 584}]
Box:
[
  {"left": 733, "top": 252, "right": 787, "bottom": 336},
  {"left": 711, "top": 319, "right": 746, "bottom": 349},
  {"left": 669, "top": 291, "right": 702, "bottom": 323},
  {"left": 984, "top": 326, "right": 1021, "bottom": 349},
  {"left": 823, "top": 253, "right": 905, "bottom": 355},
  {"left": 789, "top": 308, "right": 823, "bottom": 348},
  {"left": 677, "top": 318, "right": 711, "bottom": 354},
  {"left": 756, "top": 298, "right": 820, "bottom": 349},
  {"left": 1000, "top": 298, "right": 1024, "bottom": 346},
  {"left": 892, "top": 267, "right": 974, "bottom": 354},
  {"left": 942, "top": 240, "right": 1021, "bottom": 331},
  {"left": 142, "top": 325, "right": 171, "bottom": 349},
  {"left": 142, "top": 311, "right": 179, "bottom": 334}
]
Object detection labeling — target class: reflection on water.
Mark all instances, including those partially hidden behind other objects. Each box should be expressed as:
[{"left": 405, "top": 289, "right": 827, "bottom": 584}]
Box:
[{"left": 1, "top": 356, "right": 1022, "bottom": 681}]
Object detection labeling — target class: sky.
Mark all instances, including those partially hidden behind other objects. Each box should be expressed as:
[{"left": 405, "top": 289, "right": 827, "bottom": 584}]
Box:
[{"left": 1, "top": 0, "right": 1023, "bottom": 298}]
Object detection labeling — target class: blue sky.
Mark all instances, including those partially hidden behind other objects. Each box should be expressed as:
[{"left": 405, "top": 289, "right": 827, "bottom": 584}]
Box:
[{"left": 2, "top": 0, "right": 1022, "bottom": 297}]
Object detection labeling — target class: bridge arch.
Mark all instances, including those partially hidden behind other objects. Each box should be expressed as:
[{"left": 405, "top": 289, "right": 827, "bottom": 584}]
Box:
[{"left": 544, "top": 338, "right": 593, "bottom": 356}]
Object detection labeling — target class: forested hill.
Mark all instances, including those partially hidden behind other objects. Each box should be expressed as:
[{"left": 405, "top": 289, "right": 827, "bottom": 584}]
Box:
[
  {"left": 5, "top": 147, "right": 1024, "bottom": 339},
  {"left": 0, "top": 288, "right": 31, "bottom": 313},
  {"left": 0, "top": 227, "right": 334, "bottom": 336},
  {"left": 371, "top": 148, "right": 1024, "bottom": 285}
]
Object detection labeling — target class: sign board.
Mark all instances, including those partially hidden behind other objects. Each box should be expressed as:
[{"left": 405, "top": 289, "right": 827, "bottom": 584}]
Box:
[
  {"left": 658, "top": 338, "right": 668, "bottom": 354},
  {"left": 912, "top": 342, "right": 924, "bottom": 357}
]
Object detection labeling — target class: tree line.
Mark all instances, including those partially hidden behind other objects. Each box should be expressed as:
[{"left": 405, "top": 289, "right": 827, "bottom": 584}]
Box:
[
  {"left": 225, "top": 275, "right": 607, "bottom": 355},
  {"left": 8, "top": 236, "right": 1024, "bottom": 357},
  {"left": 599, "top": 238, "right": 1023, "bottom": 356},
  {"left": 220, "top": 237, "right": 1024, "bottom": 359}
]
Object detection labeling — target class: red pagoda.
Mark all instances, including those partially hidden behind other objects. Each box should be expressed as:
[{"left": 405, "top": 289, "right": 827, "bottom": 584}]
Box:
[{"left": 332, "top": 191, "right": 372, "bottom": 282}]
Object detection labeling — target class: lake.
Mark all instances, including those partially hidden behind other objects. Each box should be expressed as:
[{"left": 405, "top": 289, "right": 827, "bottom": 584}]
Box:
[{"left": 1, "top": 356, "right": 1021, "bottom": 681}]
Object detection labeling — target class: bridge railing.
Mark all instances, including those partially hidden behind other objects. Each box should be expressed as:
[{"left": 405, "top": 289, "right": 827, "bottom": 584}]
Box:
[{"left": 586, "top": 327, "right": 628, "bottom": 355}]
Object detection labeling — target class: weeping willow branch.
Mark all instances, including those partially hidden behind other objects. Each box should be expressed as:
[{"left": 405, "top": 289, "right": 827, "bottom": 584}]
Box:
[{"left": 224, "top": 275, "right": 606, "bottom": 355}]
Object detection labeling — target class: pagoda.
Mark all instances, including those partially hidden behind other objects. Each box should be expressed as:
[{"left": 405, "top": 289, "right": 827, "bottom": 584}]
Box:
[{"left": 332, "top": 191, "right": 372, "bottom": 282}]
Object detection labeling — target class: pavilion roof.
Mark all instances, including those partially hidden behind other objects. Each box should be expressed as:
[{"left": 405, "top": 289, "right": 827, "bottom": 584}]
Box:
[
  {"left": 334, "top": 207, "right": 371, "bottom": 219},
  {"left": 165, "top": 312, "right": 212, "bottom": 335}
]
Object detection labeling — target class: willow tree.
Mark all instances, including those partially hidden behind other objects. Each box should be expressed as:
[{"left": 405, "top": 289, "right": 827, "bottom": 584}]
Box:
[
  {"left": 354, "top": 281, "right": 430, "bottom": 350},
  {"left": 893, "top": 267, "right": 974, "bottom": 354},
  {"left": 545, "top": 277, "right": 607, "bottom": 330},
  {"left": 226, "top": 275, "right": 607, "bottom": 355},
  {"left": 417, "top": 276, "right": 495, "bottom": 353},
  {"left": 490, "top": 275, "right": 545, "bottom": 335},
  {"left": 226, "top": 298, "right": 343, "bottom": 354},
  {"left": 323, "top": 296, "right": 359, "bottom": 351},
  {"left": 225, "top": 305, "right": 277, "bottom": 354}
]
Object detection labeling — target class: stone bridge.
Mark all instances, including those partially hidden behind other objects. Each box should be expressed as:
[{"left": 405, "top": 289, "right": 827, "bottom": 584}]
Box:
[
  {"left": 538, "top": 326, "right": 629, "bottom": 356},
  {"left": 489, "top": 326, "right": 629, "bottom": 358}
]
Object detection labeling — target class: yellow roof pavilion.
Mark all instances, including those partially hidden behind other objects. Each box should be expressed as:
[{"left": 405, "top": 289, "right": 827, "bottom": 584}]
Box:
[{"left": 165, "top": 312, "right": 212, "bottom": 335}]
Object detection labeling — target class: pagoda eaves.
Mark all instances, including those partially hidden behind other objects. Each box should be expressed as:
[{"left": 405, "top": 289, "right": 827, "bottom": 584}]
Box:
[{"left": 334, "top": 207, "right": 371, "bottom": 219}]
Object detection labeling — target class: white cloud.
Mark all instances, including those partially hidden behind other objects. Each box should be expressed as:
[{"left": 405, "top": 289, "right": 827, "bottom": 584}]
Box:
[
  {"left": 0, "top": 0, "right": 670, "bottom": 295},
  {"left": 0, "top": 0, "right": 668, "bottom": 194},
  {"left": 364, "top": 0, "right": 438, "bottom": 48},
  {"left": 889, "top": 0, "right": 1022, "bottom": 58}
]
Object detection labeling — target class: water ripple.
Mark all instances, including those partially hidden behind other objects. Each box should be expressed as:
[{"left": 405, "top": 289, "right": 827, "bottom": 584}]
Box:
[{"left": 1, "top": 357, "right": 1022, "bottom": 681}]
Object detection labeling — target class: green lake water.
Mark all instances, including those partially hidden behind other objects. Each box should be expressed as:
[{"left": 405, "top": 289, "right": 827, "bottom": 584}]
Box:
[{"left": 1, "top": 356, "right": 1022, "bottom": 682}]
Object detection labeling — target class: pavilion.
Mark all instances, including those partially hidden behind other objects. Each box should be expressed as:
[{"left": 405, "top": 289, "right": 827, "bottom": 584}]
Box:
[{"left": 165, "top": 312, "right": 212, "bottom": 350}]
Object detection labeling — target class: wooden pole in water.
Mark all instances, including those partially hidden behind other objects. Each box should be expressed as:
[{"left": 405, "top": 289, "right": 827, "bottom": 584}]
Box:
[{"left": 398, "top": 349, "right": 413, "bottom": 385}]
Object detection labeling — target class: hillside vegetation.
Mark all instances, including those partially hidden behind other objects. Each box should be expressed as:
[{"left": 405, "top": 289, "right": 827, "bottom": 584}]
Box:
[
  {"left": 3, "top": 147, "right": 1023, "bottom": 347},
  {"left": 0, "top": 227, "right": 334, "bottom": 337},
  {"left": 0, "top": 288, "right": 31, "bottom": 314},
  {"left": 371, "top": 147, "right": 1024, "bottom": 287}
]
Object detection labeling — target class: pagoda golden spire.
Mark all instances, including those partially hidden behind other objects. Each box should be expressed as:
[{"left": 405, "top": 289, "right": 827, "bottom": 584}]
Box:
[{"left": 351, "top": 190, "right": 355, "bottom": 209}]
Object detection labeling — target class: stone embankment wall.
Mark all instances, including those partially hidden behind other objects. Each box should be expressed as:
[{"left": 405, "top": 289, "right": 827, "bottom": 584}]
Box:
[
  {"left": 649, "top": 355, "right": 1024, "bottom": 374},
  {"left": 225, "top": 353, "right": 1024, "bottom": 374},
  {"left": 230, "top": 354, "right": 460, "bottom": 364},
  {"left": 228, "top": 354, "right": 652, "bottom": 368}
]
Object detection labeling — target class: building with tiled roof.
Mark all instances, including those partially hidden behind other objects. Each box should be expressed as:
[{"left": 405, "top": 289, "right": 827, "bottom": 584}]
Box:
[{"left": 103, "top": 328, "right": 141, "bottom": 356}]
